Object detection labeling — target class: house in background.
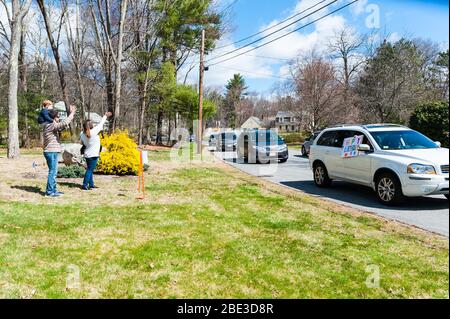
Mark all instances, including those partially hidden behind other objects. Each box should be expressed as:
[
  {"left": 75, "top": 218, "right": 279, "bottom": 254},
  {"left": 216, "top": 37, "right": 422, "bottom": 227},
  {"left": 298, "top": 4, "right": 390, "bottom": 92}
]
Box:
[
  {"left": 260, "top": 114, "right": 277, "bottom": 129},
  {"left": 241, "top": 116, "right": 264, "bottom": 130},
  {"left": 275, "top": 111, "right": 300, "bottom": 132}
]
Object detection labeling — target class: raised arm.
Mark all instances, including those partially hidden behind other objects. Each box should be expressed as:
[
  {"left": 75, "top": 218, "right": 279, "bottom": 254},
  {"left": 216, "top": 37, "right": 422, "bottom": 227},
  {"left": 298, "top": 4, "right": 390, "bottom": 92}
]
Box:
[
  {"left": 54, "top": 105, "right": 76, "bottom": 131},
  {"left": 90, "top": 112, "right": 112, "bottom": 136}
]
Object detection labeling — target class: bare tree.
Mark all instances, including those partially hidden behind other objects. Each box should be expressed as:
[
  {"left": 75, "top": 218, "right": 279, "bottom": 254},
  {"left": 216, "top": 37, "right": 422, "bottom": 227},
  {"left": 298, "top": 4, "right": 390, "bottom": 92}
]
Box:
[
  {"left": 36, "top": 0, "right": 76, "bottom": 136},
  {"left": 2, "top": 0, "right": 32, "bottom": 158},
  {"left": 328, "top": 27, "right": 366, "bottom": 88},
  {"left": 291, "top": 54, "right": 340, "bottom": 132},
  {"left": 89, "top": 0, "right": 129, "bottom": 131},
  {"left": 28, "top": 17, "right": 51, "bottom": 94},
  {"left": 112, "top": 0, "right": 128, "bottom": 130},
  {"left": 127, "top": 0, "right": 159, "bottom": 145},
  {"left": 65, "top": 0, "right": 89, "bottom": 128},
  {"left": 327, "top": 27, "right": 367, "bottom": 123},
  {"left": 0, "top": 0, "right": 11, "bottom": 54}
]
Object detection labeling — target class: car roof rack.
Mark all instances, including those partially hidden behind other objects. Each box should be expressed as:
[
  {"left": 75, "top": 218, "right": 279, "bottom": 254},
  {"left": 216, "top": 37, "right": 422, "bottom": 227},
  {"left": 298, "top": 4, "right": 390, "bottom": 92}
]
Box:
[
  {"left": 328, "top": 124, "right": 359, "bottom": 128},
  {"left": 362, "top": 123, "right": 407, "bottom": 129}
]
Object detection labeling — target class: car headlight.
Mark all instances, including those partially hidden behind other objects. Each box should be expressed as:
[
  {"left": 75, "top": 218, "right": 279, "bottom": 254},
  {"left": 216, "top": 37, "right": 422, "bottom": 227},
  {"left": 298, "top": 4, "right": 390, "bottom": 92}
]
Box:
[
  {"left": 407, "top": 164, "right": 436, "bottom": 175},
  {"left": 278, "top": 145, "right": 287, "bottom": 151}
]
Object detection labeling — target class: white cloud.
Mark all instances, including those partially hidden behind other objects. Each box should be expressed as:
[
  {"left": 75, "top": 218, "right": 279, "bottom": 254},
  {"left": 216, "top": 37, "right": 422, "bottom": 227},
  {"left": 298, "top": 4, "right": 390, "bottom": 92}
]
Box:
[
  {"left": 387, "top": 32, "right": 401, "bottom": 43},
  {"left": 179, "top": 35, "right": 277, "bottom": 91},
  {"left": 180, "top": 0, "right": 351, "bottom": 90},
  {"left": 350, "top": 0, "right": 368, "bottom": 16}
]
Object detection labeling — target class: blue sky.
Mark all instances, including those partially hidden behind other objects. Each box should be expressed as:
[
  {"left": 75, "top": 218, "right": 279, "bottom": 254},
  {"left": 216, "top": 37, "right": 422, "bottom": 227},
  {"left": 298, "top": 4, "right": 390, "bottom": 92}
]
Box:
[
  {"left": 230, "top": 0, "right": 449, "bottom": 43},
  {"left": 184, "top": 0, "right": 449, "bottom": 94}
]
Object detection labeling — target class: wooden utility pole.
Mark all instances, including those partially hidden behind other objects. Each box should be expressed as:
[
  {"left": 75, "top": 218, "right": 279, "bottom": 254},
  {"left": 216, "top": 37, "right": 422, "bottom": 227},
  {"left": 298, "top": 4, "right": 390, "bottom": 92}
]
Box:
[{"left": 197, "top": 29, "right": 205, "bottom": 154}]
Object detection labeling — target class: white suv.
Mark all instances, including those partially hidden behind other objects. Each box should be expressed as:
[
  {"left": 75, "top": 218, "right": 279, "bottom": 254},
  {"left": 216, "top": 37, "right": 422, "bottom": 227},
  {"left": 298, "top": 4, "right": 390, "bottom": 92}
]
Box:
[{"left": 309, "top": 124, "right": 449, "bottom": 205}]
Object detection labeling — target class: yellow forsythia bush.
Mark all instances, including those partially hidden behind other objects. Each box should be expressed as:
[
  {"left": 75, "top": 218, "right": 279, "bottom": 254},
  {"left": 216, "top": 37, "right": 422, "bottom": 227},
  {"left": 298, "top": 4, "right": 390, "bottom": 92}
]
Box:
[
  {"left": 97, "top": 130, "right": 140, "bottom": 176},
  {"left": 60, "top": 130, "right": 72, "bottom": 142}
]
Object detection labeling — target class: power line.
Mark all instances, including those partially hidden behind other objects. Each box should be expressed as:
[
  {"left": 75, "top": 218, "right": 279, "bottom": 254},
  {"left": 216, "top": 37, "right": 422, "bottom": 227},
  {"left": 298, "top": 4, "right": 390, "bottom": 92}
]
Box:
[
  {"left": 243, "top": 54, "right": 293, "bottom": 62},
  {"left": 211, "top": 65, "right": 291, "bottom": 80},
  {"left": 218, "top": 0, "right": 240, "bottom": 15},
  {"left": 215, "top": 0, "right": 328, "bottom": 50},
  {"left": 208, "top": 0, "right": 360, "bottom": 67},
  {"left": 207, "top": 0, "right": 338, "bottom": 63}
]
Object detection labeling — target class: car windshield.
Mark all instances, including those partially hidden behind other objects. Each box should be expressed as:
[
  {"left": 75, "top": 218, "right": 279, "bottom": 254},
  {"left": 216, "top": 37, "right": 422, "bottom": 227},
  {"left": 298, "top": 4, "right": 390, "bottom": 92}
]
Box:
[
  {"left": 370, "top": 130, "right": 438, "bottom": 150},
  {"left": 220, "top": 133, "right": 236, "bottom": 141},
  {"left": 252, "top": 131, "right": 282, "bottom": 145}
]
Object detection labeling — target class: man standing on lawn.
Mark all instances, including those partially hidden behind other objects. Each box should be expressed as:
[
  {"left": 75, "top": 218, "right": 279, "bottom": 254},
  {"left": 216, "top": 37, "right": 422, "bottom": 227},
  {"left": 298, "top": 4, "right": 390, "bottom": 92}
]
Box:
[{"left": 42, "top": 104, "right": 77, "bottom": 197}]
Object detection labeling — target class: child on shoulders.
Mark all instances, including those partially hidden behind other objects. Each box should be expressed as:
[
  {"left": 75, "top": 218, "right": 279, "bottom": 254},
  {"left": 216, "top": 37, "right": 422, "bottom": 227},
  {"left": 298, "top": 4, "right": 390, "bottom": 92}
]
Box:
[{"left": 38, "top": 100, "right": 55, "bottom": 124}]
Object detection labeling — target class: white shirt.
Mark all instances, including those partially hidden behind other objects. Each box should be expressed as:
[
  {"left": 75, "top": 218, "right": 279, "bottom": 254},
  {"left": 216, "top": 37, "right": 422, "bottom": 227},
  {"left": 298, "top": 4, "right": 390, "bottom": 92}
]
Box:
[{"left": 80, "top": 116, "right": 107, "bottom": 158}]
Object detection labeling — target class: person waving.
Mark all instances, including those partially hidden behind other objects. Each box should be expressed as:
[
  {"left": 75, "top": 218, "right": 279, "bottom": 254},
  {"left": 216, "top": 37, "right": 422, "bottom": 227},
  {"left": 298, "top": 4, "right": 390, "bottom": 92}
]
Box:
[{"left": 80, "top": 112, "right": 112, "bottom": 190}]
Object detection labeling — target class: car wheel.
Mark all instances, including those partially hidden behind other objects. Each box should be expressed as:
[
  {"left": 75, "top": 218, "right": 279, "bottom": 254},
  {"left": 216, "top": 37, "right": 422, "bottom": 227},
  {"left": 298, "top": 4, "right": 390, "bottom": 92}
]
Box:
[
  {"left": 301, "top": 146, "right": 307, "bottom": 157},
  {"left": 375, "top": 173, "right": 404, "bottom": 206},
  {"left": 313, "top": 162, "right": 332, "bottom": 188}
]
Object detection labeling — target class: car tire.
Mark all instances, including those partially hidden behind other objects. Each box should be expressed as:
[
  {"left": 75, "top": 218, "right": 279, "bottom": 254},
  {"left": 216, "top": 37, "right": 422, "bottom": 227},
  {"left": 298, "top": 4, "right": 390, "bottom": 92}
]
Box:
[
  {"left": 375, "top": 172, "right": 405, "bottom": 206},
  {"left": 301, "top": 146, "right": 307, "bottom": 157},
  {"left": 313, "top": 162, "right": 332, "bottom": 188}
]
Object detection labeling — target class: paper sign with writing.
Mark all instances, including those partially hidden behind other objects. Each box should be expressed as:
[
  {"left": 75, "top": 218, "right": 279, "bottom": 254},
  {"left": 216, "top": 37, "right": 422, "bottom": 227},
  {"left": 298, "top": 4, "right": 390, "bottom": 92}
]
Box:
[{"left": 342, "top": 135, "right": 364, "bottom": 158}]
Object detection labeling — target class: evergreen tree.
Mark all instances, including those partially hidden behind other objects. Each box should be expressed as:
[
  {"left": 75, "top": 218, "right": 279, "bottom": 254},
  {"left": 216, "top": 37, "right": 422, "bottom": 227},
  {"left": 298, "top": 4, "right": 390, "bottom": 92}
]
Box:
[{"left": 224, "top": 74, "right": 247, "bottom": 128}]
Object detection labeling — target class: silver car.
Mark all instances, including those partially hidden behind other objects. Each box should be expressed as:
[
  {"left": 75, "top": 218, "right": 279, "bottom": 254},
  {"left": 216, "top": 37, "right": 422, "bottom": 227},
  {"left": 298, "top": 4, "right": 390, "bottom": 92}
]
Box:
[
  {"left": 208, "top": 133, "right": 219, "bottom": 150},
  {"left": 301, "top": 131, "right": 321, "bottom": 157}
]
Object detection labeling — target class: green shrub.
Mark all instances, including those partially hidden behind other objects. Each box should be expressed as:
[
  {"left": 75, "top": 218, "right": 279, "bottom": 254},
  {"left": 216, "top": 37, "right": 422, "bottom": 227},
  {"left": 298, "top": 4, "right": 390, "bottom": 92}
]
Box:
[
  {"left": 57, "top": 165, "right": 86, "bottom": 178},
  {"left": 279, "top": 132, "right": 308, "bottom": 144},
  {"left": 410, "top": 101, "right": 449, "bottom": 147}
]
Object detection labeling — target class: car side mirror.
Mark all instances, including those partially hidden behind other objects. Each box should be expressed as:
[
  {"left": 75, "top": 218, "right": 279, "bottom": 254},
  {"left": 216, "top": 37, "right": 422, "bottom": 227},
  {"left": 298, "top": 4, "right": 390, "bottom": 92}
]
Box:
[
  {"left": 435, "top": 141, "right": 442, "bottom": 148},
  {"left": 358, "top": 144, "right": 372, "bottom": 152}
]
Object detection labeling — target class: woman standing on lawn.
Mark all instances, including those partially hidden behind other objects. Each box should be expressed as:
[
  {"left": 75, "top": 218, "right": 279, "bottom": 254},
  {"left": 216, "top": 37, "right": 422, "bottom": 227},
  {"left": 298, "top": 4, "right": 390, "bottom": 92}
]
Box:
[
  {"left": 80, "top": 112, "right": 112, "bottom": 190},
  {"left": 42, "top": 105, "right": 77, "bottom": 197}
]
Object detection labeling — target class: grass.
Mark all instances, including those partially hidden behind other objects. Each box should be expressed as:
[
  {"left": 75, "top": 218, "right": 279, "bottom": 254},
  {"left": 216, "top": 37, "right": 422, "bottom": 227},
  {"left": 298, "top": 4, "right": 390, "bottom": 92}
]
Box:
[
  {"left": 0, "top": 152, "right": 448, "bottom": 298},
  {"left": 0, "top": 148, "right": 43, "bottom": 157},
  {"left": 148, "top": 149, "right": 172, "bottom": 162},
  {"left": 288, "top": 144, "right": 302, "bottom": 151}
]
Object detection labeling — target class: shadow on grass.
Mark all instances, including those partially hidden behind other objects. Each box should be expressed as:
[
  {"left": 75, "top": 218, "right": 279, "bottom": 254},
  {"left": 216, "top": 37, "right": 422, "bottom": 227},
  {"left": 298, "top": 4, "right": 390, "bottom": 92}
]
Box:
[
  {"left": 58, "top": 182, "right": 82, "bottom": 189},
  {"left": 10, "top": 185, "right": 45, "bottom": 196}
]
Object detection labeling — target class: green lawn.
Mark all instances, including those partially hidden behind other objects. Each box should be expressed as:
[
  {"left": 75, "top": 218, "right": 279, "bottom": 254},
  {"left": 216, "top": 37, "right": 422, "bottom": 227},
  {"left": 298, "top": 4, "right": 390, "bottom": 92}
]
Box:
[
  {"left": 0, "top": 148, "right": 43, "bottom": 157},
  {"left": 148, "top": 148, "right": 171, "bottom": 162},
  {"left": 0, "top": 154, "right": 448, "bottom": 298},
  {"left": 288, "top": 144, "right": 302, "bottom": 151}
]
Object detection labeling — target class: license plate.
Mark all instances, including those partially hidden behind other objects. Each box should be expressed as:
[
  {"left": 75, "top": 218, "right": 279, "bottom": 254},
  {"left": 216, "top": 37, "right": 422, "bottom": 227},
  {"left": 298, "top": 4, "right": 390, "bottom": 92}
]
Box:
[{"left": 270, "top": 152, "right": 276, "bottom": 157}]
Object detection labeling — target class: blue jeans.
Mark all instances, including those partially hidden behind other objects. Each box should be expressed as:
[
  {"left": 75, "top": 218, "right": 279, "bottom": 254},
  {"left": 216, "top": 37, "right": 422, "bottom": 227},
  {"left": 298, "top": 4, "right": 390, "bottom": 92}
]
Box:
[
  {"left": 44, "top": 152, "right": 59, "bottom": 195},
  {"left": 83, "top": 157, "right": 99, "bottom": 189}
]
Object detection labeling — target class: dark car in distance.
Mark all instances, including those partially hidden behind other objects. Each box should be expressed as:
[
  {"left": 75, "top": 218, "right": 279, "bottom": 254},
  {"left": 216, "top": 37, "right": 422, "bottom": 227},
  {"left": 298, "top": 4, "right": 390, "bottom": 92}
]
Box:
[{"left": 301, "top": 131, "right": 321, "bottom": 157}]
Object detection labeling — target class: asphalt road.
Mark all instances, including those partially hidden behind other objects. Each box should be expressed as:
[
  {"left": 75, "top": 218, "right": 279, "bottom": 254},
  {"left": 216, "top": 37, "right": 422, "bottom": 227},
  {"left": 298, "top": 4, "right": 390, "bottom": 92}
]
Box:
[{"left": 214, "top": 149, "right": 449, "bottom": 237}]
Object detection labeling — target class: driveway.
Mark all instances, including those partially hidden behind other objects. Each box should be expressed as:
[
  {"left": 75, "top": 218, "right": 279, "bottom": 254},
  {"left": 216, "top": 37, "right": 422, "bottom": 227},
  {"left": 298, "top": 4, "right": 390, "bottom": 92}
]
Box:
[{"left": 214, "top": 149, "right": 449, "bottom": 237}]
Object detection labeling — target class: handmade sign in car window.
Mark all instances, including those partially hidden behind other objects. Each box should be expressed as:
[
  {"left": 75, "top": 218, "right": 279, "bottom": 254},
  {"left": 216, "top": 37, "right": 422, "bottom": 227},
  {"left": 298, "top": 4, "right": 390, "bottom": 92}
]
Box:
[{"left": 342, "top": 135, "right": 364, "bottom": 158}]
